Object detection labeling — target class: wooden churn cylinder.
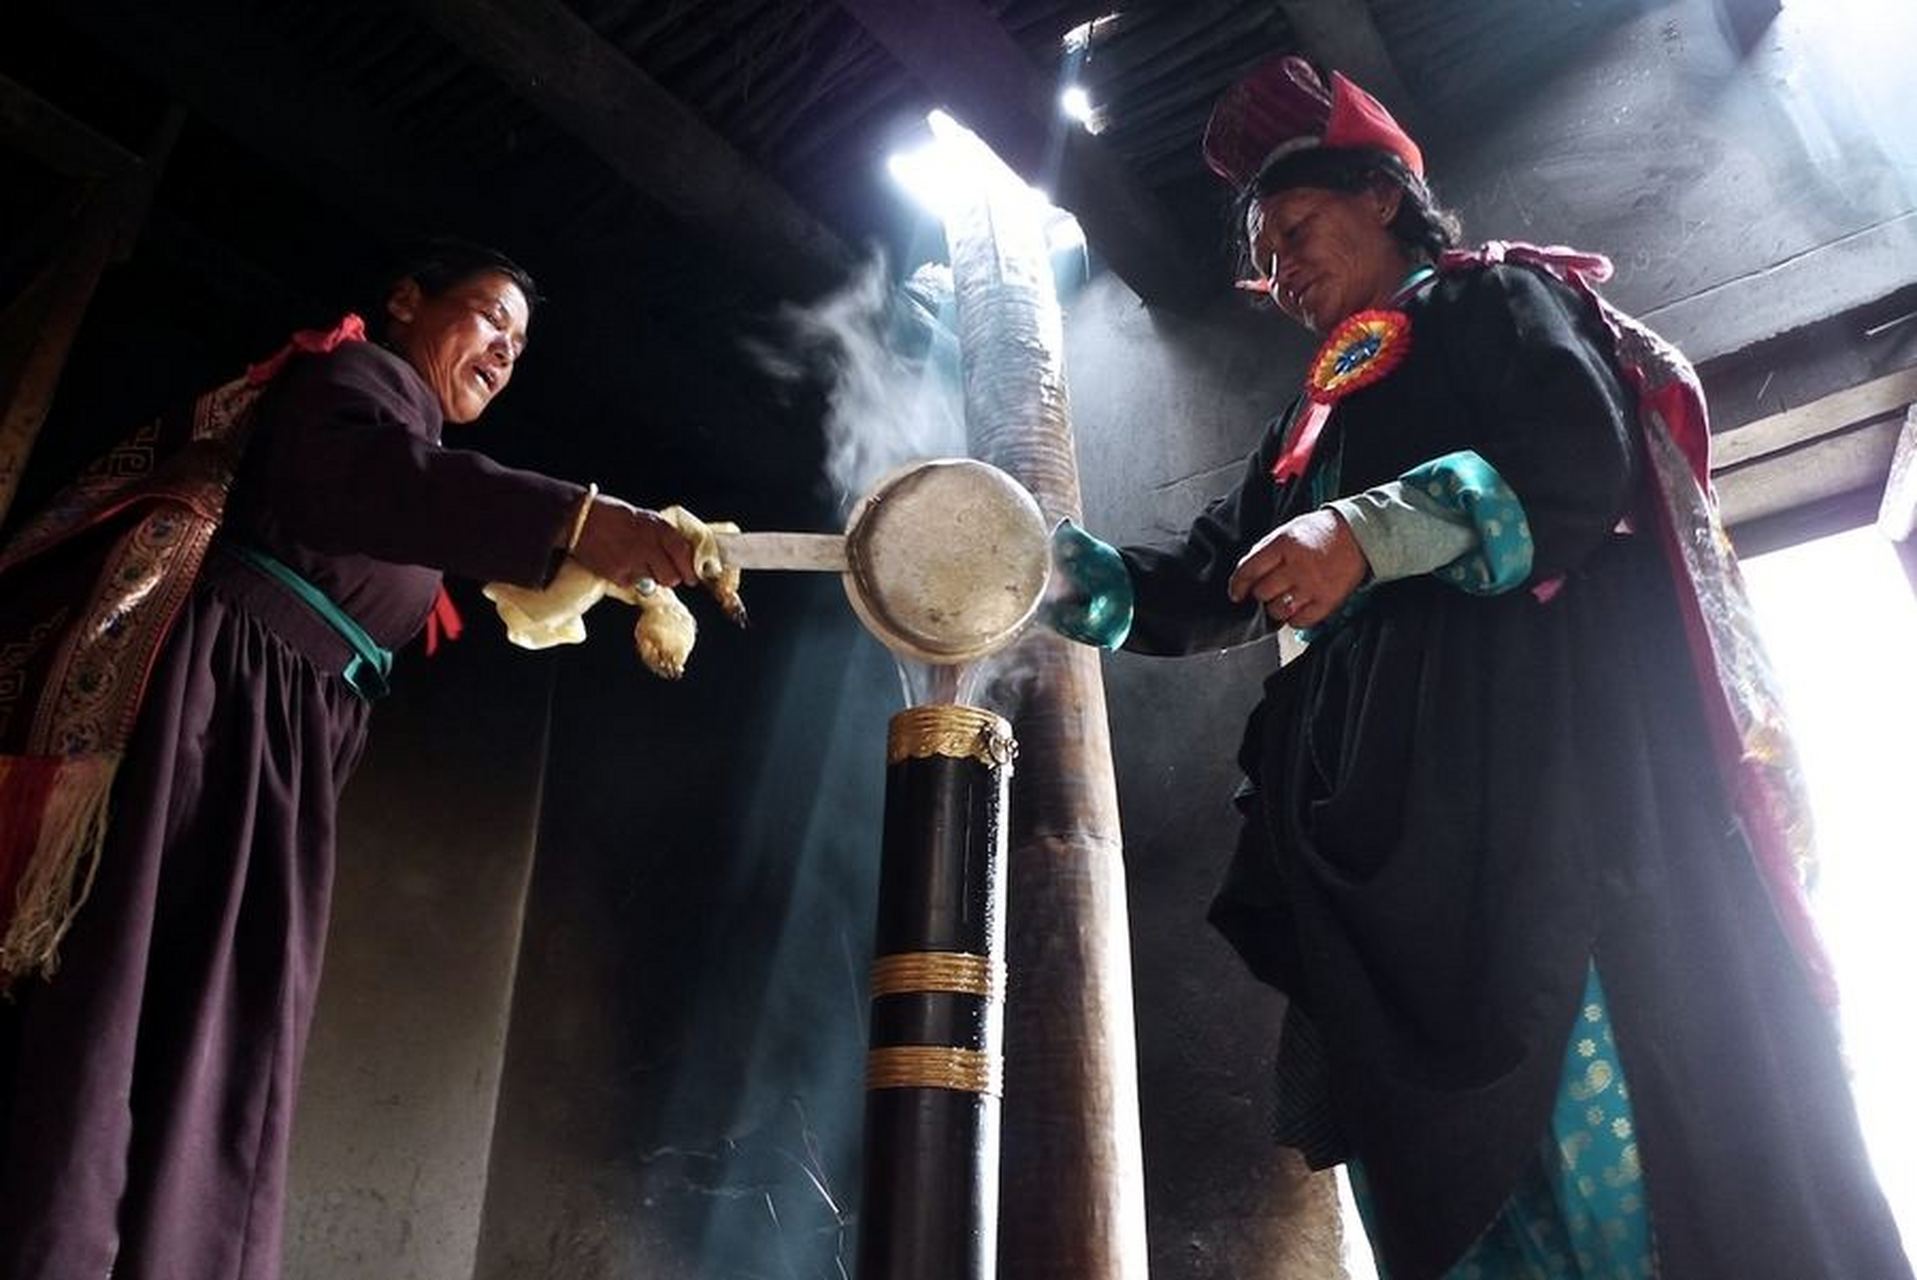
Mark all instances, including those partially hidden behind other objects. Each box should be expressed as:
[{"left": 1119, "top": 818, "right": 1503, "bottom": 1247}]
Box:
[{"left": 856, "top": 704, "right": 1015, "bottom": 1279}]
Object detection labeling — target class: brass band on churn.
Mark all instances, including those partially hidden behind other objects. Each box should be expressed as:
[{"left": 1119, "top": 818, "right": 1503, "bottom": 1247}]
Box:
[
  {"left": 869, "top": 950, "right": 1004, "bottom": 1000},
  {"left": 886, "top": 704, "right": 1016, "bottom": 768},
  {"left": 866, "top": 1045, "right": 1003, "bottom": 1096}
]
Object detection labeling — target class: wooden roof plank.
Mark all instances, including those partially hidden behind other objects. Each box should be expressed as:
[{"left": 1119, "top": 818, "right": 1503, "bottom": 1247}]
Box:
[{"left": 0, "top": 71, "right": 144, "bottom": 181}]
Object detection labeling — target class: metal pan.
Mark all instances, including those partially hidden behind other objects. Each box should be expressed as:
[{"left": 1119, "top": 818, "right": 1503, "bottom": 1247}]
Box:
[{"left": 715, "top": 458, "right": 1051, "bottom": 664}]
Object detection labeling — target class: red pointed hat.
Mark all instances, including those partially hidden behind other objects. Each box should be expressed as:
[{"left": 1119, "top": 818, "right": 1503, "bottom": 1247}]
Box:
[{"left": 1202, "top": 55, "right": 1423, "bottom": 189}]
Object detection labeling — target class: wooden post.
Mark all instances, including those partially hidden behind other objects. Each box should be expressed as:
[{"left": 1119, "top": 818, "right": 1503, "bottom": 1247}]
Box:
[{"left": 942, "top": 127, "right": 1149, "bottom": 1280}]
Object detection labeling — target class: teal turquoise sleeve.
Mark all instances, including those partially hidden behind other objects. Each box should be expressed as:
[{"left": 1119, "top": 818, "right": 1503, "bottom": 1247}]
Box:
[
  {"left": 1401, "top": 449, "right": 1535, "bottom": 595},
  {"left": 1297, "top": 451, "right": 1531, "bottom": 643},
  {"left": 1044, "top": 519, "right": 1135, "bottom": 650}
]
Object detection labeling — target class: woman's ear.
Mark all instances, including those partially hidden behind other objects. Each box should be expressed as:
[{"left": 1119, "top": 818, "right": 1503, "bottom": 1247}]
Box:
[
  {"left": 1371, "top": 180, "right": 1404, "bottom": 227},
  {"left": 386, "top": 277, "right": 422, "bottom": 327}
]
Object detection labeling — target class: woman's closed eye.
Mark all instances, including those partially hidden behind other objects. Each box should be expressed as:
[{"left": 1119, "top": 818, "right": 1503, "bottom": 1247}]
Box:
[
  {"left": 483, "top": 303, "right": 526, "bottom": 356},
  {"left": 1276, "top": 215, "right": 1314, "bottom": 255}
]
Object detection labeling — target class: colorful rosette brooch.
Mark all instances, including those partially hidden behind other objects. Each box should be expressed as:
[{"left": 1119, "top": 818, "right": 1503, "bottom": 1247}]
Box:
[{"left": 1306, "top": 308, "right": 1411, "bottom": 404}]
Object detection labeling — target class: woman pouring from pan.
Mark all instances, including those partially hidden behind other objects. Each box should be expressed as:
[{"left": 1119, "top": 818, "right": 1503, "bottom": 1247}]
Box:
[{"left": 1045, "top": 55, "right": 1910, "bottom": 1280}]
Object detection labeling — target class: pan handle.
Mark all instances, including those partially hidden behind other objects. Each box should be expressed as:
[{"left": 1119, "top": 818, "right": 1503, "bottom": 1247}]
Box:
[{"left": 714, "top": 531, "right": 849, "bottom": 572}]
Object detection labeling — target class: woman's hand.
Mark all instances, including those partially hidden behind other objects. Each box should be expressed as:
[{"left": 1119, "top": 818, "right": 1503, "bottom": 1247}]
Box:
[
  {"left": 571, "top": 494, "right": 698, "bottom": 589},
  {"left": 1227, "top": 508, "right": 1368, "bottom": 628}
]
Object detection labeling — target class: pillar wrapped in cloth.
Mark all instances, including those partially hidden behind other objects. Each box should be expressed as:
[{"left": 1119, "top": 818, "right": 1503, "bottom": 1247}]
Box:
[{"left": 857, "top": 705, "right": 1015, "bottom": 1280}]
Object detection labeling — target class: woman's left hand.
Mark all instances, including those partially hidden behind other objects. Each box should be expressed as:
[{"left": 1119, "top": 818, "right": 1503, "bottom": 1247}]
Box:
[{"left": 1228, "top": 508, "right": 1369, "bottom": 629}]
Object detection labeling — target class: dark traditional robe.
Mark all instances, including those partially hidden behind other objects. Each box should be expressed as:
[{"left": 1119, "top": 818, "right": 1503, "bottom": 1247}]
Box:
[
  {"left": 0, "top": 342, "right": 581, "bottom": 1279},
  {"left": 1121, "top": 262, "right": 1911, "bottom": 1279}
]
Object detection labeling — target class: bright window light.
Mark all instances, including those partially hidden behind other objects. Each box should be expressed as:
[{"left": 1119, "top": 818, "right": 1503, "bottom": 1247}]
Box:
[
  {"left": 1060, "top": 84, "right": 1096, "bottom": 129},
  {"left": 1741, "top": 526, "right": 1917, "bottom": 1247},
  {"left": 886, "top": 109, "right": 1086, "bottom": 257},
  {"left": 885, "top": 146, "right": 966, "bottom": 226},
  {"left": 1046, "top": 213, "right": 1086, "bottom": 255}
]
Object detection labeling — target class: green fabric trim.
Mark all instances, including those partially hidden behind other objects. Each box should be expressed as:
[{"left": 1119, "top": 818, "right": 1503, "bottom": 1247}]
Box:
[
  {"left": 225, "top": 542, "right": 393, "bottom": 701},
  {"left": 1392, "top": 264, "right": 1438, "bottom": 300}
]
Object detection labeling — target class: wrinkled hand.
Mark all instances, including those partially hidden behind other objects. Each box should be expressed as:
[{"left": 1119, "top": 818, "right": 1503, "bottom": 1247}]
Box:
[
  {"left": 1227, "top": 508, "right": 1368, "bottom": 629},
  {"left": 572, "top": 494, "right": 697, "bottom": 590}
]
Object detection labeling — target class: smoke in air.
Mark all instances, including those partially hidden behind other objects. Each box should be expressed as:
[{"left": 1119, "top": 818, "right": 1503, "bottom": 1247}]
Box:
[{"left": 745, "top": 254, "right": 964, "bottom": 516}]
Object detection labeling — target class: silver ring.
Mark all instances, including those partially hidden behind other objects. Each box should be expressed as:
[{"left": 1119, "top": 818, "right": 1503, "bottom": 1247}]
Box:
[
  {"left": 634, "top": 576, "right": 658, "bottom": 597},
  {"left": 1280, "top": 591, "right": 1295, "bottom": 610}
]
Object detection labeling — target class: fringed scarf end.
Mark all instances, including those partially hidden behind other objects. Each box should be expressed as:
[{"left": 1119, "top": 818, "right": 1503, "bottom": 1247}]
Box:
[{"left": 0, "top": 752, "right": 121, "bottom": 990}]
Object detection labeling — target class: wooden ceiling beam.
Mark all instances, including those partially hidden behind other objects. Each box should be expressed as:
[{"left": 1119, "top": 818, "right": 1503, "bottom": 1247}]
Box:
[
  {"left": 1713, "top": 366, "right": 1917, "bottom": 472},
  {"left": 0, "top": 72, "right": 144, "bottom": 181},
  {"left": 403, "top": 0, "right": 851, "bottom": 300},
  {"left": 834, "top": 0, "right": 1209, "bottom": 309},
  {"left": 1711, "top": 367, "right": 1917, "bottom": 531}
]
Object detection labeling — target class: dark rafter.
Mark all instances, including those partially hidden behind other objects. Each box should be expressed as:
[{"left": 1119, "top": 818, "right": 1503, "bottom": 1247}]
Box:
[
  {"left": 0, "top": 72, "right": 143, "bottom": 181},
  {"left": 834, "top": 0, "right": 1209, "bottom": 309},
  {"left": 404, "top": 0, "right": 852, "bottom": 301}
]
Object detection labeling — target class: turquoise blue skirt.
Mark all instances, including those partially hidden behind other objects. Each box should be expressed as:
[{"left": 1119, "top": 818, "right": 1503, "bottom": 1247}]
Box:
[{"left": 1352, "top": 965, "right": 1656, "bottom": 1279}]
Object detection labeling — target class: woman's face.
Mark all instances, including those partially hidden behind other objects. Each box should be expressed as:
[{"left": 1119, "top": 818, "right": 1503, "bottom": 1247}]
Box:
[
  {"left": 385, "top": 269, "right": 531, "bottom": 424},
  {"left": 1246, "top": 183, "right": 1407, "bottom": 334}
]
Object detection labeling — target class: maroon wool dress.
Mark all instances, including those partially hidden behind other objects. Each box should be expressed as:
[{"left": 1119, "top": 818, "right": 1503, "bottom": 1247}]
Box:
[{"left": 0, "top": 341, "right": 581, "bottom": 1279}]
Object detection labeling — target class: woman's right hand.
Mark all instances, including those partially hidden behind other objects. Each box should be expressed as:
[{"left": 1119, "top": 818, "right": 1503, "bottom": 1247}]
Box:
[{"left": 571, "top": 493, "right": 698, "bottom": 589}]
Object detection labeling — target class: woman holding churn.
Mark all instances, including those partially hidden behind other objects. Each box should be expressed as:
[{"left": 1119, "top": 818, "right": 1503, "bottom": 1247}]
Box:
[
  {"left": 1049, "top": 56, "right": 1910, "bottom": 1279},
  {"left": 0, "top": 240, "right": 715, "bottom": 1278}
]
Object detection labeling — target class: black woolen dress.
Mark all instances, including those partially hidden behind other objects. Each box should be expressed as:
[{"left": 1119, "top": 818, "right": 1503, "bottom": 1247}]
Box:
[{"left": 1121, "top": 263, "right": 1911, "bottom": 1280}]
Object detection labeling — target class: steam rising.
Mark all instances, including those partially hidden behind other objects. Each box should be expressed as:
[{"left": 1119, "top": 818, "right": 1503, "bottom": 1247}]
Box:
[
  {"left": 747, "top": 255, "right": 965, "bottom": 516},
  {"left": 747, "top": 254, "right": 1055, "bottom": 713}
]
